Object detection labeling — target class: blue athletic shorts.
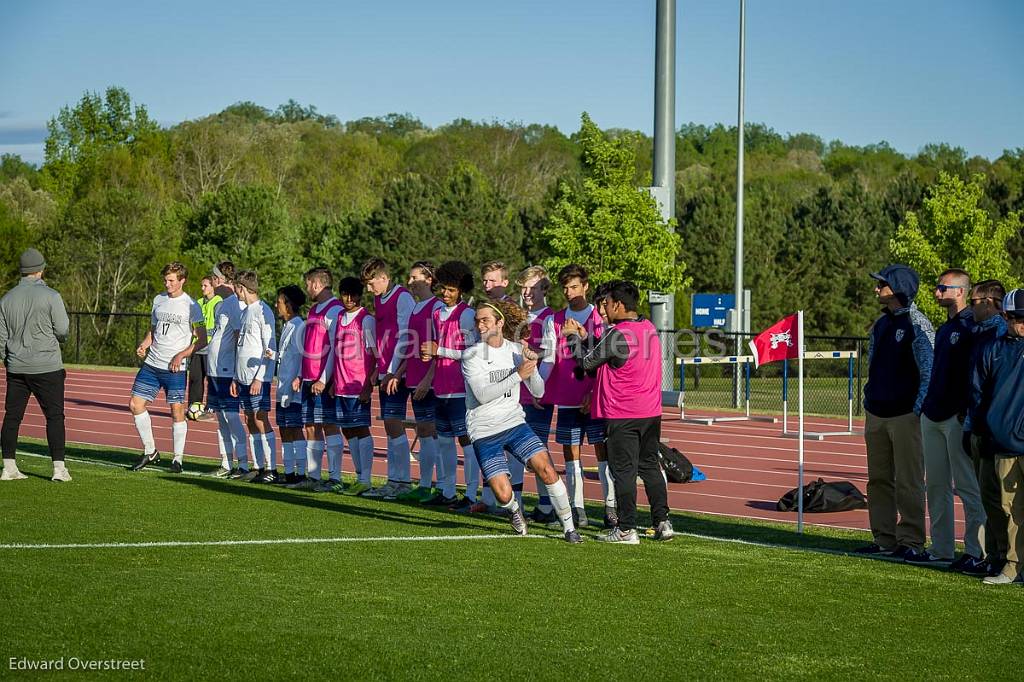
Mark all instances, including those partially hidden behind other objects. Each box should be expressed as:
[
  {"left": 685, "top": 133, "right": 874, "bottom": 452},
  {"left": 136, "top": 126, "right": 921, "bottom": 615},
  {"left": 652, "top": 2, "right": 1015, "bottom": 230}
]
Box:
[
  {"left": 523, "top": 402, "right": 554, "bottom": 443},
  {"left": 301, "top": 381, "right": 337, "bottom": 425},
  {"left": 434, "top": 396, "right": 468, "bottom": 438},
  {"left": 235, "top": 380, "right": 271, "bottom": 413},
  {"left": 379, "top": 382, "right": 410, "bottom": 421},
  {"left": 132, "top": 363, "right": 187, "bottom": 405},
  {"left": 335, "top": 396, "right": 371, "bottom": 429},
  {"left": 474, "top": 423, "right": 545, "bottom": 482},
  {"left": 275, "top": 402, "right": 303, "bottom": 429},
  {"left": 555, "top": 407, "right": 606, "bottom": 445},
  {"left": 411, "top": 391, "right": 436, "bottom": 424}
]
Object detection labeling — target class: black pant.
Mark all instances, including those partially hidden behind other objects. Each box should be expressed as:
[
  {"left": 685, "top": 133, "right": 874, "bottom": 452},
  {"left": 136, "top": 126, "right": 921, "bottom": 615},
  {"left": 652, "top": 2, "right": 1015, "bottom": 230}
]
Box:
[
  {"left": 605, "top": 416, "right": 670, "bottom": 531},
  {"left": 2, "top": 369, "right": 66, "bottom": 461},
  {"left": 187, "top": 354, "right": 207, "bottom": 406}
]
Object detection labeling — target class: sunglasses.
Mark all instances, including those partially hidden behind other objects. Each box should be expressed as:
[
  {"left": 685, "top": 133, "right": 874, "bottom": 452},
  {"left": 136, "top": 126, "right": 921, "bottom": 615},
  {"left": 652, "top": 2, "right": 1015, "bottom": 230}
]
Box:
[{"left": 934, "top": 284, "right": 964, "bottom": 293}]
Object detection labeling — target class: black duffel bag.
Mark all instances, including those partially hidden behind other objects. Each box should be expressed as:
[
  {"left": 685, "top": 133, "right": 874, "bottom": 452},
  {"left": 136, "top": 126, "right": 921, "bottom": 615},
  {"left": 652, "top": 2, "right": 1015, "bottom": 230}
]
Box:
[{"left": 777, "top": 478, "right": 867, "bottom": 513}]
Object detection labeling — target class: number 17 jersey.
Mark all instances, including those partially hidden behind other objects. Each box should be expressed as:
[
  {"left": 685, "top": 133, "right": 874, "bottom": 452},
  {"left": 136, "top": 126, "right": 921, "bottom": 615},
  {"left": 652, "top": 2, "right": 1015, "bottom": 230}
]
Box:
[{"left": 145, "top": 292, "right": 204, "bottom": 371}]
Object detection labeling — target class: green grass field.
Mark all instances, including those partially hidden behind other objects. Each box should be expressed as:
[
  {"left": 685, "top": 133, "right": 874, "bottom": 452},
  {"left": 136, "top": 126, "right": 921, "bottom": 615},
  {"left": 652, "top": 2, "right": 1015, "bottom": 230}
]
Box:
[{"left": 2, "top": 439, "right": 1020, "bottom": 680}]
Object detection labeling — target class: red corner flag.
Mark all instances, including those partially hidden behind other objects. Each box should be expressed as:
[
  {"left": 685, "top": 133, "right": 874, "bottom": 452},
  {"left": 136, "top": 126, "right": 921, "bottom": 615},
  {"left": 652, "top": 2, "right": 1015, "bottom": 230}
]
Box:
[{"left": 748, "top": 314, "right": 800, "bottom": 368}]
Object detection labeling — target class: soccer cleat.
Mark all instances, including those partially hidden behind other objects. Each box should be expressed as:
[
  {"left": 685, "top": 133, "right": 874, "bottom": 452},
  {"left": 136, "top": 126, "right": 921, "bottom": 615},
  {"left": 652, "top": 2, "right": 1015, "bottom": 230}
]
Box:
[
  {"left": 890, "top": 546, "right": 917, "bottom": 561},
  {"left": 449, "top": 497, "right": 474, "bottom": 513},
  {"left": 361, "top": 483, "right": 395, "bottom": 499},
  {"left": 51, "top": 465, "right": 72, "bottom": 482},
  {"left": 422, "top": 491, "right": 456, "bottom": 506},
  {"left": 328, "top": 479, "right": 345, "bottom": 494},
  {"left": 386, "top": 482, "right": 413, "bottom": 500},
  {"left": 395, "top": 485, "right": 423, "bottom": 501},
  {"left": 228, "top": 468, "right": 248, "bottom": 480},
  {"left": 594, "top": 527, "right": 640, "bottom": 545},
  {"left": 344, "top": 481, "right": 371, "bottom": 497},
  {"left": 314, "top": 478, "right": 338, "bottom": 493},
  {"left": 564, "top": 529, "right": 584, "bottom": 544},
  {"left": 212, "top": 467, "right": 232, "bottom": 479},
  {"left": 1, "top": 467, "right": 28, "bottom": 481},
  {"left": 130, "top": 450, "right": 160, "bottom": 471},
  {"left": 467, "top": 501, "right": 489, "bottom": 514},
  {"left": 603, "top": 506, "right": 619, "bottom": 529},
  {"left": 509, "top": 507, "right": 528, "bottom": 536},
  {"left": 258, "top": 469, "right": 278, "bottom": 484},
  {"left": 904, "top": 550, "right": 951, "bottom": 566},
  {"left": 169, "top": 460, "right": 183, "bottom": 474},
  {"left": 240, "top": 469, "right": 262, "bottom": 483},
  {"left": 287, "top": 477, "right": 320, "bottom": 491},
  {"left": 853, "top": 543, "right": 895, "bottom": 556}
]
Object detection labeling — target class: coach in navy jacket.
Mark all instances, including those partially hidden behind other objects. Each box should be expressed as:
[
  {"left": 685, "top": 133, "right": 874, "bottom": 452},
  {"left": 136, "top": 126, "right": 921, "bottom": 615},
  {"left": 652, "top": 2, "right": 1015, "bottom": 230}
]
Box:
[{"left": 857, "top": 264, "right": 934, "bottom": 559}]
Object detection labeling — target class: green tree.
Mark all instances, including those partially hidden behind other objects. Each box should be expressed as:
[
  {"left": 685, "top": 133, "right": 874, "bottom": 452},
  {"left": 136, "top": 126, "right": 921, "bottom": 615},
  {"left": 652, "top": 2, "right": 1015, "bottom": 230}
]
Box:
[
  {"left": 542, "top": 113, "right": 687, "bottom": 297},
  {"left": 890, "top": 172, "right": 1022, "bottom": 323}
]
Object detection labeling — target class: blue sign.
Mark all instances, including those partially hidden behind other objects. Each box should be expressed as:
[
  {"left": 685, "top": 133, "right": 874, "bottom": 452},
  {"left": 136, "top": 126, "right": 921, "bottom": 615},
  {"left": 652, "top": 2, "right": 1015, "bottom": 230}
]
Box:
[{"left": 691, "top": 293, "right": 735, "bottom": 328}]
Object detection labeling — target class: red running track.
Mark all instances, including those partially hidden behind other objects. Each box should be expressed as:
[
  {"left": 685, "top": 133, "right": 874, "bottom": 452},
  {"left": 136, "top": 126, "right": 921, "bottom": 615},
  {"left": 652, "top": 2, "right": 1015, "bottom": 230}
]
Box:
[{"left": 1, "top": 367, "right": 969, "bottom": 535}]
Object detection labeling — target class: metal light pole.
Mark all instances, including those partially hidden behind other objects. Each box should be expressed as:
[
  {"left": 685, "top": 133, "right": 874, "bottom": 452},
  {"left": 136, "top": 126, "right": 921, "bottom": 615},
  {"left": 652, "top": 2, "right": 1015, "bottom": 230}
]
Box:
[
  {"left": 731, "top": 0, "right": 747, "bottom": 407},
  {"left": 651, "top": 0, "right": 677, "bottom": 398}
]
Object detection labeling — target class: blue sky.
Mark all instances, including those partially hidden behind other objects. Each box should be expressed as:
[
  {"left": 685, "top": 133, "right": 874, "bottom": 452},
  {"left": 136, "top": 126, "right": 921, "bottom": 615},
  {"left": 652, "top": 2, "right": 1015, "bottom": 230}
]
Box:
[{"left": 1, "top": 0, "right": 1021, "bottom": 165}]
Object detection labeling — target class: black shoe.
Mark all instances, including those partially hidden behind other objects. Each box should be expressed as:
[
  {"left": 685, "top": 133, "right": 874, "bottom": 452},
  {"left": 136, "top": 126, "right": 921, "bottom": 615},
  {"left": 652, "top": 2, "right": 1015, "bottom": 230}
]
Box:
[
  {"left": 853, "top": 543, "right": 895, "bottom": 556},
  {"left": 890, "top": 545, "right": 917, "bottom": 560},
  {"left": 169, "top": 460, "right": 182, "bottom": 474},
  {"left": 903, "top": 550, "right": 950, "bottom": 566},
  {"left": 423, "top": 491, "right": 457, "bottom": 506},
  {"left": 956, "top": 555, "right": 990, "bottom": 577},
  {"left": 987, "top": 557, "right": 1007, "bottom": 577},
  {"left": 258, "top": 470, "right": 278, "bottom": 484},
  {"left": 130, "top": 451, "right": 160, "bottom": 471}
]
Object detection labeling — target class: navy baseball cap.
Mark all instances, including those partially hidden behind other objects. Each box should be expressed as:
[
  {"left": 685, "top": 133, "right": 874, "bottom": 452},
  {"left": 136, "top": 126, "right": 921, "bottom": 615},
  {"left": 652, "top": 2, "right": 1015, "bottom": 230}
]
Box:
[{"left": 1003, "top": 289, "right": 1024, "bottom": 318}]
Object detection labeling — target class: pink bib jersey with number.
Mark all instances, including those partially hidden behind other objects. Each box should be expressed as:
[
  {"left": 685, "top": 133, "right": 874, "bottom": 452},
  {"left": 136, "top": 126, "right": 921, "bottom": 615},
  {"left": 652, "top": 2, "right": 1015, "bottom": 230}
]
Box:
[
  {"left": 301, "top": 298, "right": 343, "bottom": 381},
  {"left": 374, "top": 285, "right": 411, "bottom": 376},
  {"left": 432, "top": 301, "right": 470, "bottom": 397},
  {"left": 332, "top": 308, "right": 374, "bottom": 396},
  {"left": 520, "top": 307, "right": 553, "bottom": 405},
  {"left": 544, "top": 307, "right": 603, "bottom": 407},
  {"left": 405, "top": 297, "right": 442, "bottom": 389}
]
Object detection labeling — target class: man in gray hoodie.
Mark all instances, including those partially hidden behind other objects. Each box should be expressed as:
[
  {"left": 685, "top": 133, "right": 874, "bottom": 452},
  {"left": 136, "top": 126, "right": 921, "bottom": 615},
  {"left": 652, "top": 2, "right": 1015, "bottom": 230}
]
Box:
[{"left": 0, "top": 248, "right": 71, "bottom": 482}]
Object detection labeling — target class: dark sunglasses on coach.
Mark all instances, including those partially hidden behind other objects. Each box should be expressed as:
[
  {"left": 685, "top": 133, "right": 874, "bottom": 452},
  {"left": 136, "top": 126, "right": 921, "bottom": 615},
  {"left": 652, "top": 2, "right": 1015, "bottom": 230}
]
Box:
[{"left": 934, "top": 284, "right": 964, "bottom": 293}]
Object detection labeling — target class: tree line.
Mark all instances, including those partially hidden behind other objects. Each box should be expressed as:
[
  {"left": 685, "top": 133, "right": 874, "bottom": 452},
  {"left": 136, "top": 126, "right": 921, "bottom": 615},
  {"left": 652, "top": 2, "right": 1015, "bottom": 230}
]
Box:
[{"left": 1, "top": 86, "right": 1021, "bottom": 357}]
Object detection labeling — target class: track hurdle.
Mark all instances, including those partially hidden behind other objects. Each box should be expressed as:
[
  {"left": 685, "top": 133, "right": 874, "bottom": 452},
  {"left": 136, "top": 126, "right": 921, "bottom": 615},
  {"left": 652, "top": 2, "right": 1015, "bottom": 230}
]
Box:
[
  {"left": 781, "top": 349, "right": 861, "bottom": 440},
  {"left": 677, "top": 355, "right": 778, "bottom": 425}
]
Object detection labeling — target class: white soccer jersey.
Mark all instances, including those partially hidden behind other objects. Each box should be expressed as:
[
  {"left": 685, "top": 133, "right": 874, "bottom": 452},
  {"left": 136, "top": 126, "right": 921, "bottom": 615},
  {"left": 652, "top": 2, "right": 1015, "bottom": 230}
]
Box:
[
  {"left": 206, "top": 293, "right": 243, "bottom": 378},
  {"left": 274, "top": 316, "right": 304, "bottom": 406},
  {"left": 144, "top": 292, "right": 204, "bottom": 370},
  {"left": 235, "top": 299, "right": 276, "bottom": 385},
  {"left": 462, "top": 339, "right": 544, "bottom": 441}
]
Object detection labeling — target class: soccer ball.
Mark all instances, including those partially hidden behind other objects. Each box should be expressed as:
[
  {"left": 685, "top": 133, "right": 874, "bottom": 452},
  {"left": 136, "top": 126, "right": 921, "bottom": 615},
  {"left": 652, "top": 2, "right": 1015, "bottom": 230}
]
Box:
[{"left": 186, "top": 402, "right": 205, "bottom": 421}]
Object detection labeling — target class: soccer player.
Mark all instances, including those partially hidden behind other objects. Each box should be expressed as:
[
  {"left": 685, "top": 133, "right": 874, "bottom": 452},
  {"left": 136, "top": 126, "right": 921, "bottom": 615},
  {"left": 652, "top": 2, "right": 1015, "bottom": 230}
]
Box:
[
  {"left": 419, "top": 261, "right": 478, "bottom": 508},
  {"left": 129, "top": 262, "right": 207, "bottom": 473},
  {"left": 540, "top": 264, "right": 611, "bottom": 528},
  {"left": 361, "top": 258, "right": 416, "bottom": 499},
  {"left": 186, "top": 275, "right": 220, "bottom": 419},
  {"left": 288, "top": 267, "right": 345, "bottom": 491},
  {"left": 206, "top": 262, "right": 249, "bottom": 477},
  {"left": 318, "top": 277, "right": 376, "bottom": 495},
  {"left": 516, "top": 265, "right": 555, "bottom": 517},
  {"left": 481, "top": 260, "right": 514, "bottom": 303},
  {"left": 269, "top": 284, "right": 307, "bottom": 485},
  {"left": 462, "top": 299, "right": 582, "bottom": 543},
  {"left": 567, "top": 280, "right": 673, "bottom": 544},
  {"left": 230, "top": 271, "right": 278, "bottom": 483},
  {"left": 390, "top": 261, "right": 445, "bottom": 501}
]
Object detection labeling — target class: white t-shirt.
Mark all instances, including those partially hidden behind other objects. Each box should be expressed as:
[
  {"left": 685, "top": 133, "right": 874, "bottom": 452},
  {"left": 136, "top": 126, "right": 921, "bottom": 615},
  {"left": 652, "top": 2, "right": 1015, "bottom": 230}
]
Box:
[
  {"left": 206, "top": 293, "right": 244, "bottom": 378},
  {"left": 145, "top": 292, "right": 204, "bottom": 370},
  {"left": 235, "top": 299, "right": 277, "bottom": 385},
  {"left": 274, "top": 316, "right": 304, "bottom": 407},
  {"left": 462, "top": 339, "right": 544, "bottom": 441}
]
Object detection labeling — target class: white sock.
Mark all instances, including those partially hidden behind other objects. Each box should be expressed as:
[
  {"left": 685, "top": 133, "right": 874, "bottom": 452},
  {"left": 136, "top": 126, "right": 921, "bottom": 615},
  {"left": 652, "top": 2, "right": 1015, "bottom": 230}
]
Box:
[
  {"left": 438, "top": 436, "right": 458, "bottom": 498},
  {"left": 294, "top": 439, "right": 307, "bottom": 475},
  {"left": 262, "top": 432, "right": 277, "bottom": 471},
  {"left": 598, "top": 461, "right": 617, "bottom": 507},
  {"left": 225, "top": 412, "right": 248, "bottom": 469},
  {"left": 463, "top": 443, "right": 479, "bottom": 501},
  {"left": 171, "top": 420, "right": 187, "bottom": 464},
  {"left": 389, "top": 435, "right": 411, "bottom": 484},
  {"left": 326, "top": 434, "right": 343, "bottom": 481},
  {"left": 359, "top": 436, "right": 375, "bottom": 485},
  {"left": 418, "top": 436, "right": 438, "bottom": 488},
  {"left": 282, "top": 441, "right": 295, "bottom": 474},
  {"left": 133, "top": 412, "right": 157, "bottom": 455},
  {"left": 306, "top": 439, "right": 322, "bottom": 479},
  {"left": 248, "top": 433, "right": 261, "bottom": 469},
  {"left": 347, "top": 437, "right": 362, "bottom": 478},
  {"left": 500, "top": 493, "right": 520, "bottom": 514},
  {"left": 545, "top": 478, "right": 576, "bottom": 533},
  {"left": 565, "top": 459, "right": 584, "bottom": 510},
  {"left": 3, "top": 458, "right": 19, "bottom": 473},
  {"left": 215, "top": 421, "right": 231, "bottom": 469},
  {"left": 535, "top": 473, "right": 552, "bottom": 512}
]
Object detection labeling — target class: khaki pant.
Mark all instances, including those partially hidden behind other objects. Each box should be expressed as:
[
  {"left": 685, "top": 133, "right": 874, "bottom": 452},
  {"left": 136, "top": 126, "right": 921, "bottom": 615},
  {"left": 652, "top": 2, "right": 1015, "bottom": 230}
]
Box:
[
  {"left": 921, "top": 415, "right": 985, "bottom": 559},
  {"left": 970, "top": 435, "right": 1009, "bottom": 561},
  {"left": 995, "top": 456, "right": 1024, "bottom": 579},
  {"left": 864, "top": 411, "right": 927, "bottom": 551}
]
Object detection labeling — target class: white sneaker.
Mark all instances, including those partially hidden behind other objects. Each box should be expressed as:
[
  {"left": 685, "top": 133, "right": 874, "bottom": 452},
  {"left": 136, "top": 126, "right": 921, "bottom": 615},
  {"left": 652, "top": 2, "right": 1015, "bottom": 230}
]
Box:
[
  {"left": 1, "top": 467, "right": 28, "bottom": 481},
  {"left": 51, "top": 465, "right": 72, "bottom": 482},
  {"left": 595, "top": 527, "right": 640, "bottom": 545},
  {"left": 982, "top": 572, "right": 1019, "bottom": 585}
]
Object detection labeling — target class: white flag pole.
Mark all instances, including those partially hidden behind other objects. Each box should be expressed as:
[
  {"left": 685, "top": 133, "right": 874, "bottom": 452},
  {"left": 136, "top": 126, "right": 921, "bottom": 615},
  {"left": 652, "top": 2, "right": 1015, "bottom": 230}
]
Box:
[{"left": 797, "top": 309, "right": 805, "bottom": 534}]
